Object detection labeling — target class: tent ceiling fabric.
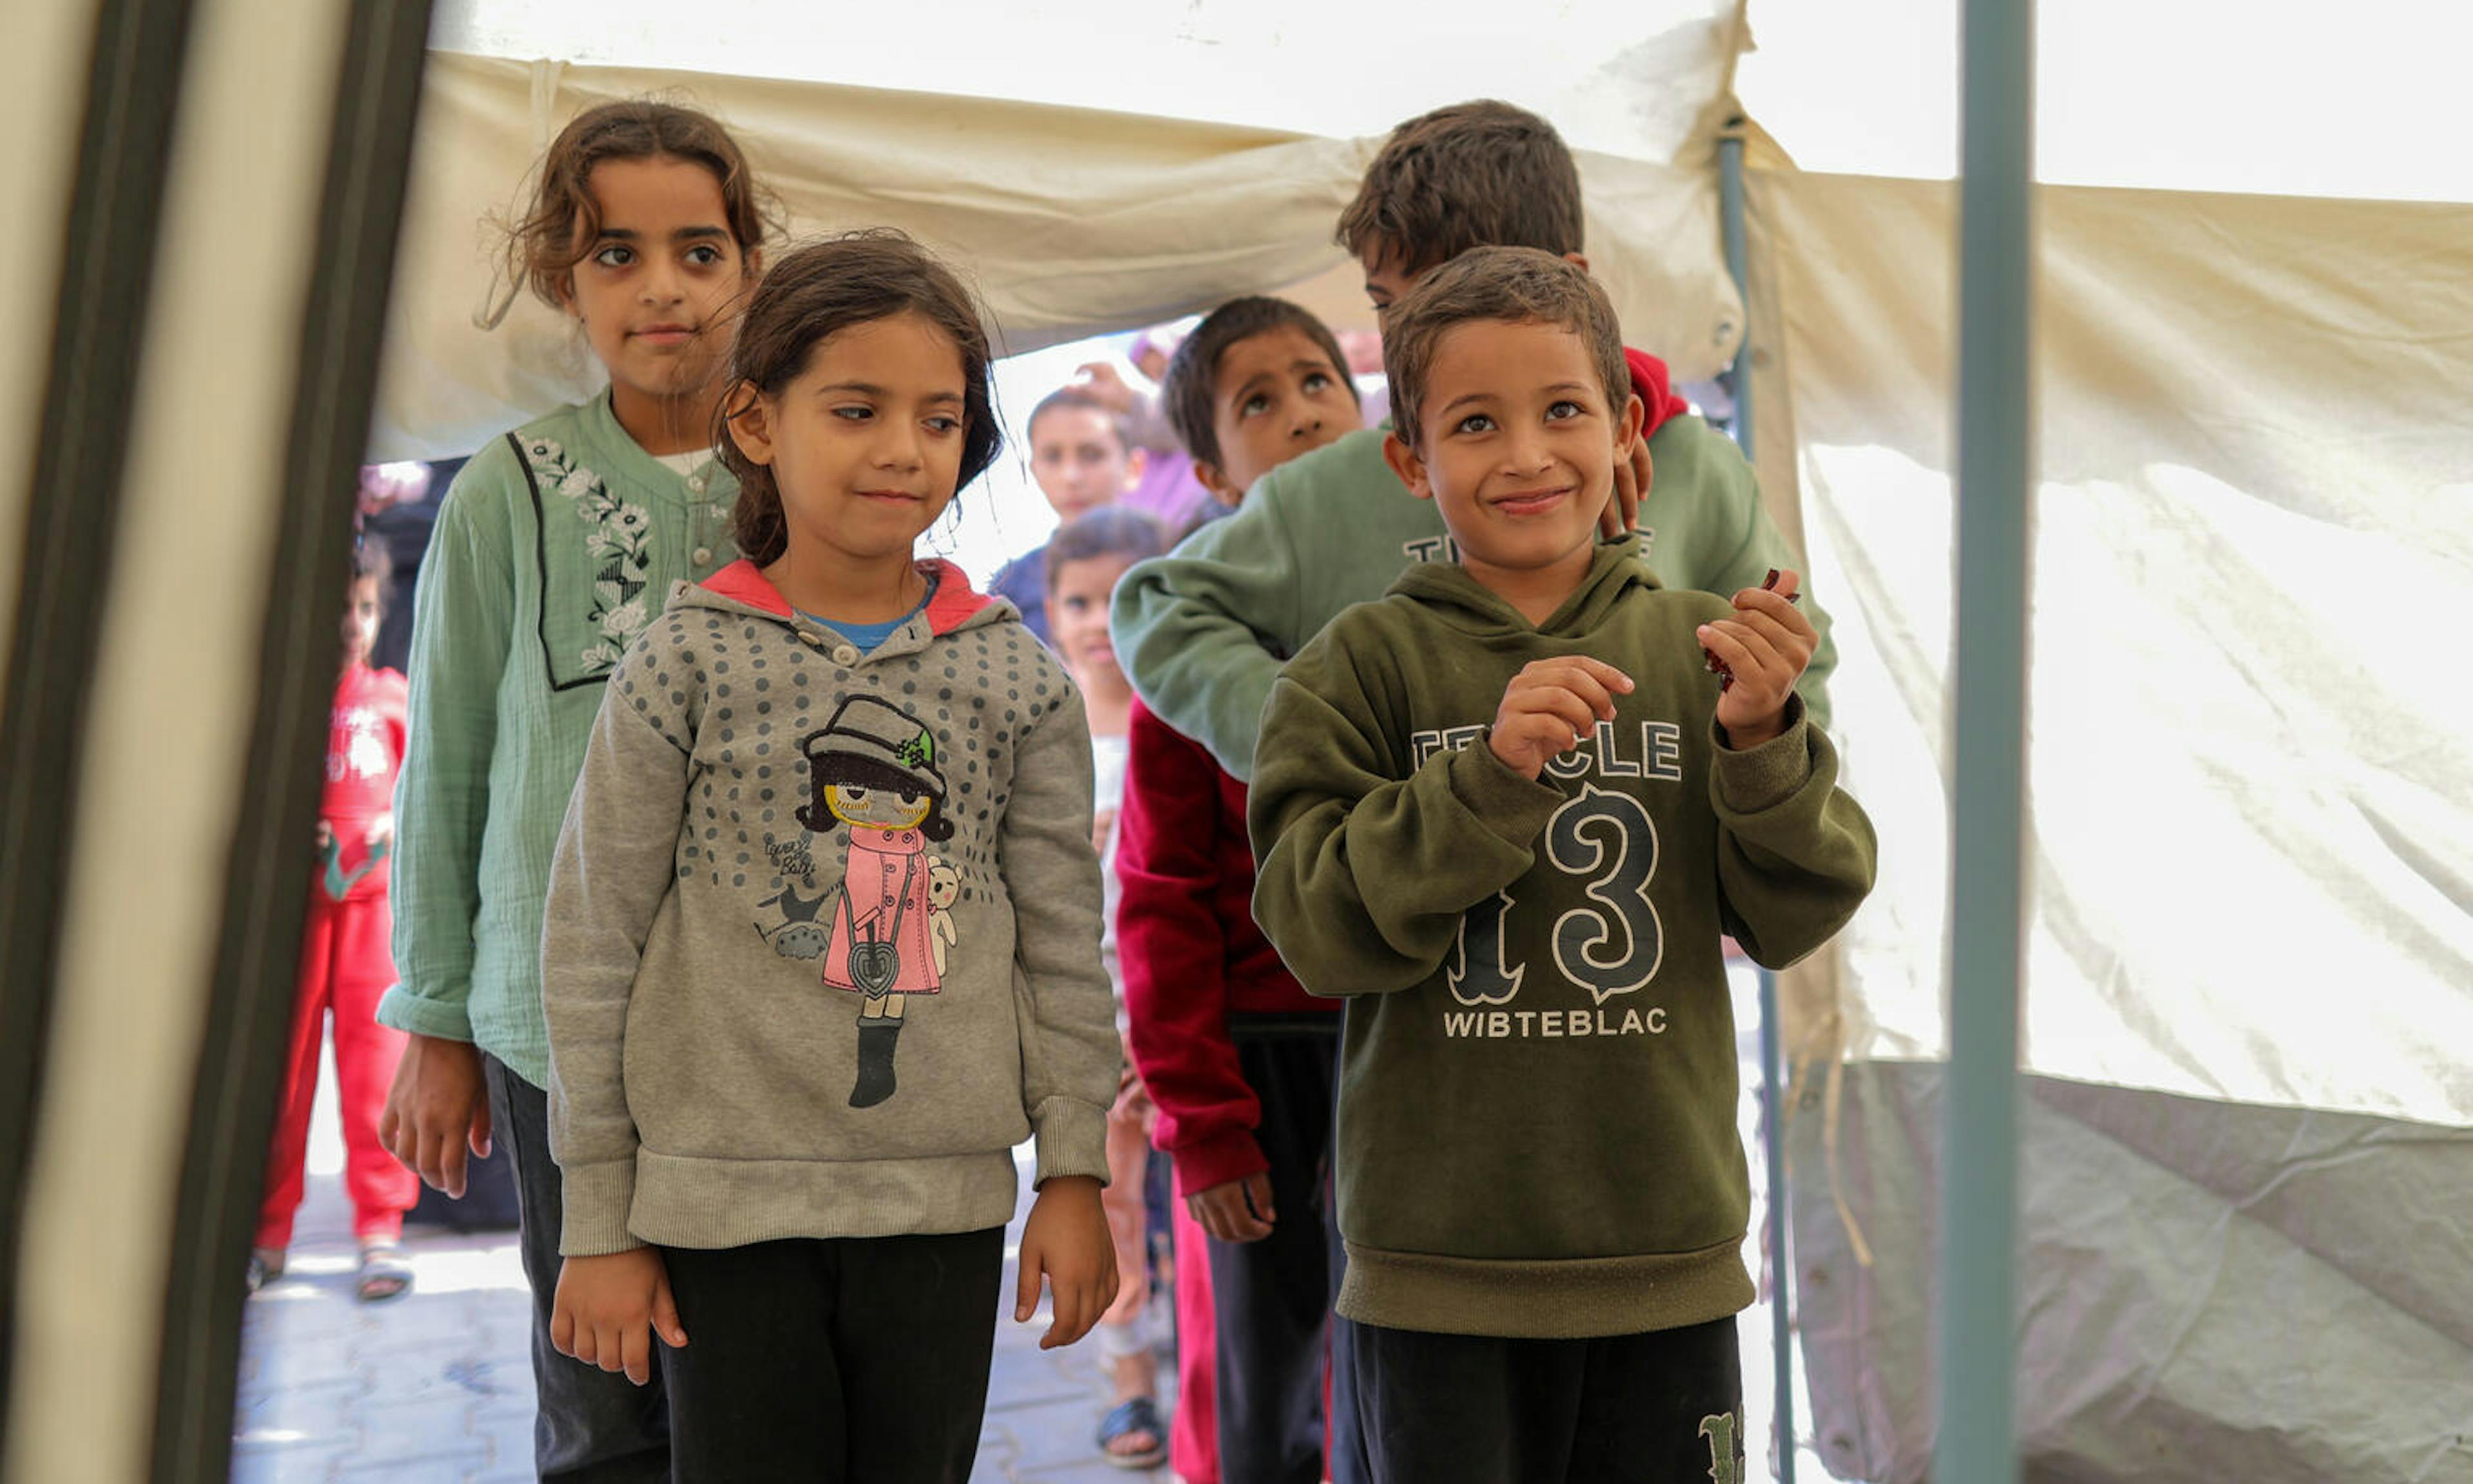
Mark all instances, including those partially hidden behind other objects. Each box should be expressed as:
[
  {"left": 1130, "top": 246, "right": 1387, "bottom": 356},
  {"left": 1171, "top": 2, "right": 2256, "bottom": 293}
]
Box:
[
  {"left": 372, "top": 52, "right": 1743, "bottom": 462},
  {"left": 428, "top": 0, "right": 1747, "bottom": 168}
]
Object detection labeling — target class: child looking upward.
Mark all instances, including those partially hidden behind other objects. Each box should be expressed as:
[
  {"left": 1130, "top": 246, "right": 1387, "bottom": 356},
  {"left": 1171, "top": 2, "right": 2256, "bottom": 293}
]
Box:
[
  {"left": 1247, "top": 248, "right": 1877, "bottom": 1483},
  {"left": 539, "top": 231, "right": 1120, "bottom": 1479},
  {"left": 1118, "top": 294, "right": 1365, "bottom": 1484},
  {"left": 991, "top": 388, "right": 1141, "bottom": 646}
]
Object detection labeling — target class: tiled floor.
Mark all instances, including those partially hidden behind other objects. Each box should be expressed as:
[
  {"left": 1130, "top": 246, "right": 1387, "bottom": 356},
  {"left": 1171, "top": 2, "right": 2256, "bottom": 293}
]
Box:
[{"left": 232, "top": 963, "right": 1836, "bottom": 1481}]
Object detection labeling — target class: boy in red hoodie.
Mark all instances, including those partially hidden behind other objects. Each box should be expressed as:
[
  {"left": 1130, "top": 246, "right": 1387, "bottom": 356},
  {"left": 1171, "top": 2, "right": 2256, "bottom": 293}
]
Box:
[{"left": 1119, "top": 296, "right": 1365, "bottom": 1484}]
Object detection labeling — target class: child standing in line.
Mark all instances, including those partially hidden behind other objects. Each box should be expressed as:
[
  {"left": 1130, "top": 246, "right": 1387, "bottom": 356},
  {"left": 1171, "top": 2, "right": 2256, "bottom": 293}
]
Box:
[
  {"left": 989, "top": 387, "right": 1142, "bottom": 646},
  {"left": 375, "top": 99, "right": 773, "bottom": 1479},
  {"left": 1115, "top": 295, "right": 1366, "bottom": 1484},
  {"left": 542, "top": 231, "right": 1121, "bottom": 1483},
  {"left": 1041, "top": 506, "right": 1175, "bottom": 1469},
  {"left": 251, "top": 534, "right": 421, "bottom": 1303},
  {"left": 1247, "top": 248, "right": 1877, "bottom": 1483},
  {"left": 1111, "top": 99, "right": 1838, "bottom": 805}
]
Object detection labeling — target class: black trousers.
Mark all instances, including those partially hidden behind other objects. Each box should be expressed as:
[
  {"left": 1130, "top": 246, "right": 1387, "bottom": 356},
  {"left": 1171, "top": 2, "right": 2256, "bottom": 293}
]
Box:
[
  {"left": 1351, "top": 1314, "right": 1743, "bottom": 1484},
  {"left": 486, "top": 1054, "right": 670, "bottom": 1483},
  {"left": 659, "top": 1228, "right": 1005, "bottom": 1484},
  {"left": 1206, "top": 1027, "right": 1369, "bottom": 1484}
]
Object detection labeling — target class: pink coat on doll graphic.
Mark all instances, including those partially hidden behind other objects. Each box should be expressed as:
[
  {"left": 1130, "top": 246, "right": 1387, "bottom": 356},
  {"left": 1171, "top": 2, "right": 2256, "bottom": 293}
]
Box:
[
  {"left": 798, "top": 693, "right": 958, "bottom": 999},
  {"left": 822, "top": 827, "right": 942, "bottom": 995}
]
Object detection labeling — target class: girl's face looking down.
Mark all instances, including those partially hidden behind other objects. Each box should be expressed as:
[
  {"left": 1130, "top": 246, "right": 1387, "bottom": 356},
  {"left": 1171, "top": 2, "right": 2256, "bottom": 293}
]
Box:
[
  {"left": 739, "top": 311, "right": 972, "bottom": 574},
  {"left": 559, "top": 155, "right": 753, "bottom": 450}
]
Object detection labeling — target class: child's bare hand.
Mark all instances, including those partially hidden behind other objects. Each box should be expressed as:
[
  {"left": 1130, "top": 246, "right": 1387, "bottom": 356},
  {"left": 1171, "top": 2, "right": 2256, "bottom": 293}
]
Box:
[
  {"left": 1073, "top": 361, "right": 1142, "bottom": 414},
  {"left": 1601, "top": 436, "right": 1651, "bottom": 541},
  {"left": 1188, "top": 1169, "right": 1276, "bottom": 1243},
  {"left": 1700, "top": 568, "right": 1814, "bottom": 749},
  {"left": 1489, "top": 657, "right": 1634, "bottom": 780},
  {"left": 1016, "top": 1174, "right": 1117, "bottom": 1350},
  {"left": 379, "top": 1034, "right": 492, "bottom": 1196},
  {"left": 550, "top": 1249, "right": 687, "bottom": 1386}
]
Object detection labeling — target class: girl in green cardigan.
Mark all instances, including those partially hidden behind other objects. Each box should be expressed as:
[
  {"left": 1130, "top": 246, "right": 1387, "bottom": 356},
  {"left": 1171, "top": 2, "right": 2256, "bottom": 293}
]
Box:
[{"left": 374, "top": 99, "right": 772, "bottom": 1481}]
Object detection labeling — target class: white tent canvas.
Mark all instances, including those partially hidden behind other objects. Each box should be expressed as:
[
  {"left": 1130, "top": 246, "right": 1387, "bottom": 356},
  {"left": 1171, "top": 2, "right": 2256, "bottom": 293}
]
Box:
[
  {"left": 6, "top": 0, "right": 2468, "bottom": 1477},
  {"left": 357, "top": 2, "right": 2473, "bottom": 1476}
]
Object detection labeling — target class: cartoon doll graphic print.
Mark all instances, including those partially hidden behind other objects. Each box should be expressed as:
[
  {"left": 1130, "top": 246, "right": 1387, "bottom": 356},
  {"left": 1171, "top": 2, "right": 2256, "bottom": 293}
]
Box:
[{"left": 793, "top": 694, "right": 958, "bottom": 1108}]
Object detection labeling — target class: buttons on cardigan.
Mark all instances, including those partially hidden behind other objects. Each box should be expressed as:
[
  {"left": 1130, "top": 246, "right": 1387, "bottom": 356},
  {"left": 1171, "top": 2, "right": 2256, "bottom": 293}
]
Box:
[
  {"left": 692, "top": 546, "right": 713, "bottom": 566},
  {"left": 831, "top": 645, "right": 860, "bottom": 666}
]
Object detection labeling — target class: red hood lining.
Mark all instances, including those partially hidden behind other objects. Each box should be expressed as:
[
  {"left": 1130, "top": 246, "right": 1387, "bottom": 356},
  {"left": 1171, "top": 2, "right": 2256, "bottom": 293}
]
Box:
[{"left": 699, "top": 558, "right": 994, "bottom": 636}]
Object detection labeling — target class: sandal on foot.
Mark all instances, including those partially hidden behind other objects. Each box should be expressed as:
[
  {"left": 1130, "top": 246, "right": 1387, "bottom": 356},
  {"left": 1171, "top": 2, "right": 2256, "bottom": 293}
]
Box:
[
  {"left": 354, "top": 1243, "right": 413, "bottom": 1304},
  {"left": 245, "top": 1249, "right": 285, "bottom": 1295},
  {"left": 1095, "top": 1396, "right": 1167, "bottom": 1470}
]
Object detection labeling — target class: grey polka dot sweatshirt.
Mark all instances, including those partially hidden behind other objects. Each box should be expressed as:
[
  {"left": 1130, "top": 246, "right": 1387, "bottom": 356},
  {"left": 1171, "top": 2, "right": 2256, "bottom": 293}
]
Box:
[{"left": 541, "top": 558, "right": 1119, "bottom": 1256}]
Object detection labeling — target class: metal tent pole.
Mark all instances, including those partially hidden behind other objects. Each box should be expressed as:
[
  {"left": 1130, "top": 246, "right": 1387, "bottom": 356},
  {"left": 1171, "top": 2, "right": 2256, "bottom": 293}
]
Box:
[
  {"left": 1937, "top": 0, "right": 2036, "bottom": 1478},
  {"left": 1717, "top": 127, "right": 1794, "bottom": 1484}
]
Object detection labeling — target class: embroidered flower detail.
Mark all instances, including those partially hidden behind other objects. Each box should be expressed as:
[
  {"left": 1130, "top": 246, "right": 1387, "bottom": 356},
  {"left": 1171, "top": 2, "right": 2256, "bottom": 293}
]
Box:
[
  {"left": 602, "top": 596, "right": 650, "bottom": 639},
  {"left": 522, "top": 438, "right": 655, "bottom": 679}
]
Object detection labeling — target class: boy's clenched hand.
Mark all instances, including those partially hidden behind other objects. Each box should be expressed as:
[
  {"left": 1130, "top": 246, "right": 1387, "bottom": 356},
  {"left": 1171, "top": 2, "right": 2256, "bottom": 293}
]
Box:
[
  {"left": 1488, "top": 657, "right": 1634, "bottom": 780},
  {"left": 1700, "top": 568, "right": 1814, "bottom": 750},
  {"left": 1188, "top": 1169, "right": 1277, "bottom": 1243}
]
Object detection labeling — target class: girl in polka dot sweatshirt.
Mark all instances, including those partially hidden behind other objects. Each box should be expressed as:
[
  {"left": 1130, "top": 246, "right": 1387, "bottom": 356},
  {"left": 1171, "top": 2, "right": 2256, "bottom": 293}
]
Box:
[{"left": 539, "top": 232, "right": 1120, "bottom": 1474}]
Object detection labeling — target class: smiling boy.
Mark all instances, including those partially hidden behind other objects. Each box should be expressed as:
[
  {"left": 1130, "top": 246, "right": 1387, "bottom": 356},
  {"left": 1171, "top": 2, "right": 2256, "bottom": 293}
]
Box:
[
  {"left": 1113, "top": 99, "right": 1835, "bottom": 794},
  {"left": 1246, "top": 249, "right": 1877, "bottom": 1483}
]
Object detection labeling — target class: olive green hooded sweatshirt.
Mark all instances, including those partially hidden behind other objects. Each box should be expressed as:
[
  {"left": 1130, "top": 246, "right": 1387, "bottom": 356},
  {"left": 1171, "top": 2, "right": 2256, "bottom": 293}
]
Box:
[{"left": 1249, "top": 539, "right": 1876, "bottom": 1338}]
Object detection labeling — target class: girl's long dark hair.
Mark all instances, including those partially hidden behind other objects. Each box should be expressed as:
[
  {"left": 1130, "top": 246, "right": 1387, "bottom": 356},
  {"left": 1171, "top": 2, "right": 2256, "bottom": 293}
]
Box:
[{"left": 719, "top": 230, "right": 1003, "bottom": 567}]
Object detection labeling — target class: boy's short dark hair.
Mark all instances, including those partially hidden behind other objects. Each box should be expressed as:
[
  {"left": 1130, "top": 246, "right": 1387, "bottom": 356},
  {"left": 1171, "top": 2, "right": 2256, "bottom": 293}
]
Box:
[
  {"left": 1025, "top": 386, "right": 1131, "bottom": 455},
  {"left": 1044, "top": 506, "right": 1168, "bottom": 596},
  {"left": 1381, "top": 247, "right": 1627, "bottom": 449},
  {"left": 1335, "top": 100, "right": 1584, "bottom": 278},
  {"left": 1161, "top": 296, "right": 1358, "bottom": 470}
]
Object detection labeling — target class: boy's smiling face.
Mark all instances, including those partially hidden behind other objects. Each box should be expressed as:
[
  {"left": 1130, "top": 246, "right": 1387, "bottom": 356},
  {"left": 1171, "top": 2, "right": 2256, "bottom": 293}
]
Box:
[{"left": 1383, "top": 317, "right": 1642, "bottom": 606}]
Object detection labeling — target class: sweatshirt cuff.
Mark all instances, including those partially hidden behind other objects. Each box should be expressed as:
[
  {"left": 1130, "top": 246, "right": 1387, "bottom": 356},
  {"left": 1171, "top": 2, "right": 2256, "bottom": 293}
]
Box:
[
  {"left": 374, "top": 982, "right": 475, "bottom": 1042},
  {"left": 1450, "top": 738, "right": 1566, "bottom": 847},
  {"left": 1170, "top": 1127, "right": 1270, "bottom": 1197},
  {"left": 1712, "top": 695, "right": 1813, "bottom": 814},
  {"left": 558, "top": 1161, "right": 644, "bottom": 1257},
  {"left": 1029, "top": 1096, "right": 1112, "bottom": 1188}
]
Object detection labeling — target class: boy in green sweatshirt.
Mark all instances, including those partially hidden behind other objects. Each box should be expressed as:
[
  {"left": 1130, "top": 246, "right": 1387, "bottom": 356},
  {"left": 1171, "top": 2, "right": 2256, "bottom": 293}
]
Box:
[
  {"left": 1247, "top": 247, "right": 1877, "bottom": 1483},
  {"left": 1112, "top": 98, "right": 1833, "bottom": 788}
]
